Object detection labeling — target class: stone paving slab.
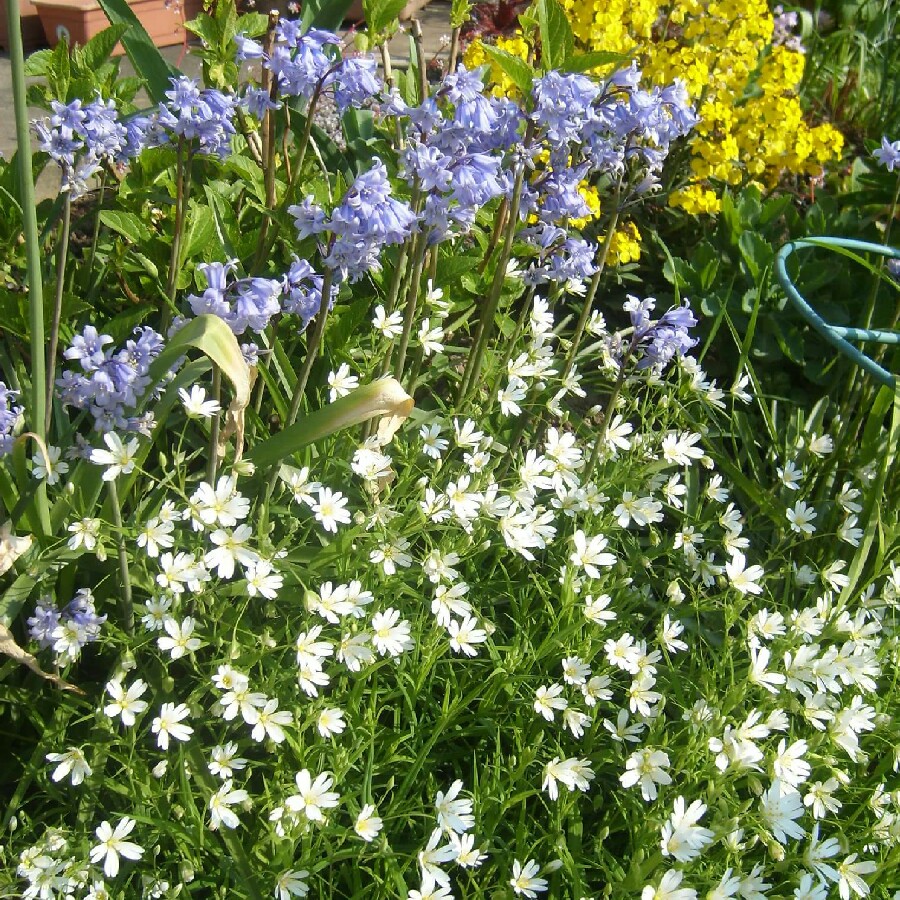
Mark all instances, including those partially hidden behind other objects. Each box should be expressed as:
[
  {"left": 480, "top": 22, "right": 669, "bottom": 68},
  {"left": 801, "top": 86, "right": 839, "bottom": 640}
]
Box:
[{"left": 0, "top": 0, "right": 453, "bottom": 194}]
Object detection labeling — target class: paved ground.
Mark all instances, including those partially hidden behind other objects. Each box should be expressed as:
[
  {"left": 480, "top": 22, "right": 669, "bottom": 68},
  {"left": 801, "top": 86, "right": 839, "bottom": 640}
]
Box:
[{"left": 0, "top": 0, "right": 453, "bottom": 193}]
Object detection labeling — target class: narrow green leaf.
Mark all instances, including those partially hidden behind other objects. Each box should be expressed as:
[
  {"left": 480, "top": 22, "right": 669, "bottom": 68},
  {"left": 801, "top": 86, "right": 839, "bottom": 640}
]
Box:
[
  {"left": 95, "top": 0, "right": 178, "bottom": 104},
  {"left": 301, "top": 0, "right": 355, "bottom": 31},
  {"left": 248, "top": 379, "right": 414, "bottom": 469}
]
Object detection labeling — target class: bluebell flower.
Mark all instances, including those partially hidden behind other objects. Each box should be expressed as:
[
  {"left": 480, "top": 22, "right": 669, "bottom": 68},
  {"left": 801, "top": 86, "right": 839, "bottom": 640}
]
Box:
[
  {"left": 874, "top": 136, "right": 900, "bottom": 172},
  {"left": 330, "top": 57, "right": 382, "bottom": 115},
  {"left": 532, "top": 72, "right": 600, "bottom": 146},
  {"left": 187, "top": 261, "right": 283, "bottom": 335},
  {"left": 27, "top": 598, "right": 60, "bottom": 649},
  {"left": 57, "top": 325, "right": 164, "bottom": 432},
  {"left": 0, "top": 381, "right": 22, "bottom": 457},
  {"left": 234, "top": 32, "right": 265, "bottom": 62},
  {"left": 241, "top": 86, "right": 282, "bottom": 120},
  {"left": 151, "top": 77, "right": 237, "bottom": 158},
  {"left": 622, "top": 295, "right": 698, "bottom": 371},
  {"left": 282, "top": 257, "right": 336, "bottom": 330}
]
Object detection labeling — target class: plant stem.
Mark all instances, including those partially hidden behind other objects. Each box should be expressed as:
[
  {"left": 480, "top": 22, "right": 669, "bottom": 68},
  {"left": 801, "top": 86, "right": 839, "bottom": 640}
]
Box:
[
  {"left": 164, "top": 140, "right": 192, "bottom": 333},
  {"left": 207, "top": 365, "right": 222, "bottom": 484},
  {"left": 393, "top": 231, "right": 429, "bottom": 381},
  {"left": 457, "top": 129, "right": 533, "bottom": 404},
  {"left": 8, "top": 0, "right": 50, "bottom": 535},
  {"left": 411, "top": 19, "right": 429, "bottom": 104},
  {"left": 85, "top": 170, "right": 107, "bottom": 292},
  {"left": 448, "top": 26, "right": 461, "bottom": 73},
  {"left": 562, "top": 202, "right": 620, "bottom": 380},
  {"left": 46, "top": 194, "right": 71, "bottom": 437},
  {"left": 287, "top": 266, "right": 334, "bottom": 427},
  {"left": 583, "top": 347, "right": 634, "bottom": 483},
  {"left": 107, "top": 478, "right": 134, "bottom": 637}
]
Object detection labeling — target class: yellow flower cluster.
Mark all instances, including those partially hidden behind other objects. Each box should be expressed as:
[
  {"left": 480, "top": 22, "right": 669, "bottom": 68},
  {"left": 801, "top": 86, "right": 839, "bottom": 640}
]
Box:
[
  {"left": 609, "top": 222, "right": 643, "bottom": 264},
  {"left": 465, "top": 0, "right": 844, "bottom": 217}
]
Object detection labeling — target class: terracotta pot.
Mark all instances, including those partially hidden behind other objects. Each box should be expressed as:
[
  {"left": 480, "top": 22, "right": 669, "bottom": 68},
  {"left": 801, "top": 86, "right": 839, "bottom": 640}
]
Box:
[
  {"left": 0, "top": 0, "right": 47, "bottom": 51},
  {"left": 30, "top": 0, "right": 204, "bottom": 51}
]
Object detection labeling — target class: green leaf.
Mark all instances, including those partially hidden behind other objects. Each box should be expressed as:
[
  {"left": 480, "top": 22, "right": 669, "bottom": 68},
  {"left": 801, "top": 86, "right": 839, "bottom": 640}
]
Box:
[
  {"left": 450, "top": 0, "right": 472, "bottom": 28},
  {"left": 363, "top": 0, "right": 408, "bottom": 34},
  {"left": 79, "top": 24, "right": 128, "bottom": 70},
  {"left": 183, "top": 202, "right": 219, "bottom": 261},
  {"left": 184, "top": 13, "right": 220, "bottom": 48},
  {"left": 536, "top": 0, "right": 573, "bottom": 72},
  {"left": 248, "top": 379, "right": 414, "bottom": 469},
  {"left": 481, "top": 44, "right": 535, "bottom": 96},
  {"left": 223, "top": 155, "right": 265, "bottom": 201},
  {"left": 98, "top": 210, "right": 151, "bottom": 244},
  {"left": 561, "top": 50, "right": 630, "bottom": 73},
  {"left": 738, "top": 231, "right": 773, "bottom": 283},
  {"left": 147, "top": 315, "right": 251, "bottom": 412},
  {"left": 23, "top": 49, "right": 53, "bottom": 77},
  {"left": 95, "top": 0, "right": 178, "bottom": 104},
  {"left": 302, "top": 0, "right": 355, "bottom": 31},
  {"left": 236, "top": 11, "right": 270, "bottom": 37}
]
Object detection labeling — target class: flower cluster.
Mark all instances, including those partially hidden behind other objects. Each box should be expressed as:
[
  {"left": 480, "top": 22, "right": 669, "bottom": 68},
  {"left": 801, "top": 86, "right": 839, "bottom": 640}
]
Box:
[
  {"left": 56, "top": 325, "right": 164, "bottom": 433},
  {"left": 32, "top": 96, "right": 145, "bottom": 198},
  {"left": 26, "top": 589, "right": 106, "bottom": 665},
  {"left": 238, "top": 23, "right": 382, "bottom": 113},
  {"left": 143, "top": 76, "right": 238, "bottom": 159},
  {"left": 466, "top": 0, "right": 845, "bottom": 217},
  {"left": 0, "top": 380, "right": 22, "bottom": 456},
  {"left": 291, "top": 159, "right": 418, "bottom": 282}
]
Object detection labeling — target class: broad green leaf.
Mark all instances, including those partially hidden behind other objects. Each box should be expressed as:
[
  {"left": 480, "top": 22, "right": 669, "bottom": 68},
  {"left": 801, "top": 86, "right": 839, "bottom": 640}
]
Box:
[
  {"left": 236, "top": 12, "right": 270, "bottom": 37},
  {"left": 248, "top": 378, "right": 414, "bottom": 469},
  {"left": 96, "top": 0, "right": 178, "bottom": 104},
  {"left": 363, "top": 0, "right": 407, "bottom": 34},
  {"left": 561, "top": 50, "right": 630, "bottom": 73},
  {"left": 146, "top": 315, "right": 251, "bottom": 414},
  {"left": 99, "top": 210, "right": 151, "bottom": 244},
  {"left": 23, "top": 49, "right": 53, "bottom": 76},
  {"left": 79, "top": 24, "right": 129, "bottom": 70},
  {"left": 451, "top": 0, "right": 472, "bottom": 28},
  {"left": 481, "top": 44, "right": 535, "bottom": 96},
  {"left": 183, "top": 202, "right": 219, "bottom": 261},
  {"left": 738, "top": 231, "right": 773, "bottom": 283},
  {"left": 536, "top": 0, "right": 573, "bottom": 72}
]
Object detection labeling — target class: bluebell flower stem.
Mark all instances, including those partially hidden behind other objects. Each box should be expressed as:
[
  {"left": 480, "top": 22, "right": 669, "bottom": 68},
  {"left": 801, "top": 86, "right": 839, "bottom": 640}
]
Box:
[
  {"left": 85, "top": 170, "right": 107, "bottom": 293},
  {"left": 8, "top": 0, "right": 50, "bottom": 535},
  {"left": 563, "top": 203, "right": 620, "bottom": 381},
  {"left": 393, "top": 231, "right": 429, "bottom": 381},
  {"left": 287, "top": 265, "right": 334, "bottom": 427},
  {"left": 46, "top": 194, "right": 71, "bottom": 437},
  {"left": 458, "top": 131, "right": 532, "bottom": 404},
  {"left": 207, "top": 365, "right": 222, "bottom": 484},
  {"left": 107, "top": 478, "right": 134, "bottom": 637},
  {"left": 583, "top": 344, "right": 635, "bottom": 482},
  {"left": 164, "top": 140, "right": 192, "bottom": 333}
]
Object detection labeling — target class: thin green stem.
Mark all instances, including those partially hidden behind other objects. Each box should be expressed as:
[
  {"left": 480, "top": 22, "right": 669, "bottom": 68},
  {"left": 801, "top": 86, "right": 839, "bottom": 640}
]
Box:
[
  {"left": 46, "top": 194, "right": 71, "bottom": 437},
  {"left": 287, "top": 266, "right": 334, "bottom": 427},
  {"left": 108, "top": 478, "right": 134, "bottom": 637},
  {"left": 562, "top": 203, "right": 620, "bottom": 380},
  {"left": 393, "top": 232, "right": 429, "bottom": 381},
  {"left": 583, "top": 347, "right": 634, "bottom": 483},
  {"left": 85, "top": 170, "right": 107, "bottom": 292},
  {"left": 8, "top": 0, "right": 50, "bottom": 535},
  {"left": 164, "top": 140, "right": 191, "bottom": 333},
  {"left": 458, "top": 129, "right": 533, "bottom": 404},
  {"left": 207, "top": 365, "right": 222, "bottom": 484}
]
